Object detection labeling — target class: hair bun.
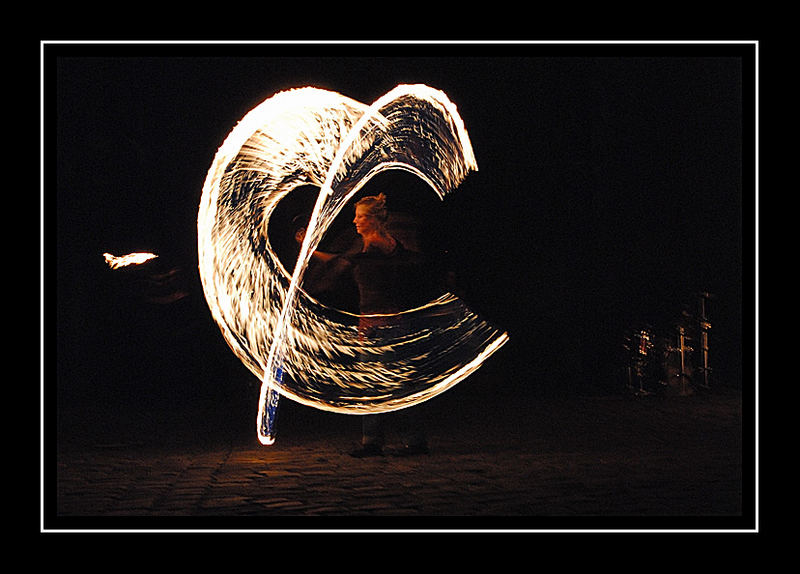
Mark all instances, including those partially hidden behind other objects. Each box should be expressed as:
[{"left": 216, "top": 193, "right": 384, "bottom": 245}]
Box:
[{"left": 356, "top": 193, "right": 389, "bottom": 222}]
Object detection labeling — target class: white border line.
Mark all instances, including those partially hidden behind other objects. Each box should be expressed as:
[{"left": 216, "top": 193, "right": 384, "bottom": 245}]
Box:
[{"left": 40, "top": 39, "right": 759, "bottom": 535}]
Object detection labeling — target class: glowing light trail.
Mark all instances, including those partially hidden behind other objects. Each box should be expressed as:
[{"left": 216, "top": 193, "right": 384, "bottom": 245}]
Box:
[
  {"left": 103, "top": 252, "right": 158, "bottom": 269},
  {"left": 197, "top": 85, "right": 509, "bottom": 445}
]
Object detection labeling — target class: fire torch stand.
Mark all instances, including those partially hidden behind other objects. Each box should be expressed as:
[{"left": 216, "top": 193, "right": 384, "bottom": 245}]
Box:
[
  {"left": 696, "top": 291, "right": 712, "bottom": 390},
  {"left": 674, "top": 325, "right": 691, "bottom": 396},
  {"left": 625, "top": 329, "right": 653, "bottom": 396}
]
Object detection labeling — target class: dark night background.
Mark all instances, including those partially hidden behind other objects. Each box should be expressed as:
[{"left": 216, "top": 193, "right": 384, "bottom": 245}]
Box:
[{"left": 47, "top": 42, "right": 754, "bottom": 442}]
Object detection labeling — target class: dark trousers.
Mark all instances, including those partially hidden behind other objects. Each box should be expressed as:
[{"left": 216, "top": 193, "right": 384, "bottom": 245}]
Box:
[{"left": 362, "top": 406, "right": 426, "bottom": 448}]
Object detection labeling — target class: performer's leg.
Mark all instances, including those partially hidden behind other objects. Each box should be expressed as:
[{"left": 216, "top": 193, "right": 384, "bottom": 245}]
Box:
[
  {"left": 350, "top": 414, "right": 385, "bottom": 457},
  {"left": 395, "top": 406, "right": 429, "bottom": 455}
]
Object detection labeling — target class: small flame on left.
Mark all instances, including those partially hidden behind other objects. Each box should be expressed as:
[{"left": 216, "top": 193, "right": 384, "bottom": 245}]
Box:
[{"left": 103, "top": 252, "right": 158, "bottom": 270}]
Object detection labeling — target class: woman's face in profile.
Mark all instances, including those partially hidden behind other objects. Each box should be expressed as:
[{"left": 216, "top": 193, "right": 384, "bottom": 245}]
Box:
[{"left": 353, "top": 205, "right": 381, "bottom": 237}]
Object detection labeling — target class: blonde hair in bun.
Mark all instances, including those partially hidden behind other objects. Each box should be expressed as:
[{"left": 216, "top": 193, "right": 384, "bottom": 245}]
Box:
[{"left": 356, "top": 193, "right": 389, "bottom": 222}]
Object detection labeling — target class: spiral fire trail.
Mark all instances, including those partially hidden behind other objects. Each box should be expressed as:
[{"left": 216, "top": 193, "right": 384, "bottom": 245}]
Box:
[{"left": 197, "top": 85, "right": 508, "bottom": 445}]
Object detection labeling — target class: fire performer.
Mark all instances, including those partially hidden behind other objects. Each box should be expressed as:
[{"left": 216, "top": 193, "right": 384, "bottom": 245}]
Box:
[
  {"left": 350, "top": 193, "right": 432, "bottom": 457},
  {"left": 308, "top": 193, "right": 435, "bottom": 457}
]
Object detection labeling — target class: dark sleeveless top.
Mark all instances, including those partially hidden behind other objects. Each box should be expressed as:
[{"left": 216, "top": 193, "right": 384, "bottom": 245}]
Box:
[{"left": 344, "top": 240, "right": 430, "bottom": 315}]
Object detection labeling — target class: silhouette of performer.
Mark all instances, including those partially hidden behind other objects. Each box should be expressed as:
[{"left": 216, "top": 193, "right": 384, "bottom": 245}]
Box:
[{"left": 296, "top": 193, "right": 434, "bottom": 457}]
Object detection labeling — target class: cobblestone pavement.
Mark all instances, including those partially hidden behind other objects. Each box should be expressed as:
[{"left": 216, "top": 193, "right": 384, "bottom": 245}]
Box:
[{"left": 48, "top": 380, "right": 752, "bottom": 532}]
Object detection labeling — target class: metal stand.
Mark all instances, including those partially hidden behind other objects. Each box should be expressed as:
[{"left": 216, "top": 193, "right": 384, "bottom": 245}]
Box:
[
  {"left": 696, "top": 291, "right": 712, "bottom": 390},
  {"left": 672, "top": 325, "right": 692, "bottom": 395},
  {"left": 625, "top": 328, "right": 655, "bottom": 396},
  {"left": 622, "top": 290, "right": 713, "bottom": 397}
]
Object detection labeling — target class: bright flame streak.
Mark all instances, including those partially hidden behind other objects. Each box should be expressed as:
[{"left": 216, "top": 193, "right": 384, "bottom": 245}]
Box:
[
  {"left": 197, "top": 85, "right": 508, "bottom": 446},
  {"left": 103, "top": 252, "right": 158, "bottom": 269}
]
